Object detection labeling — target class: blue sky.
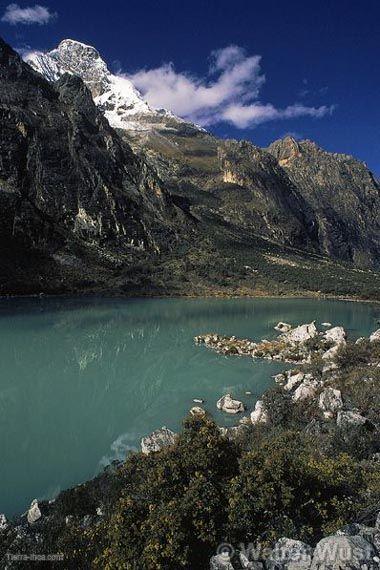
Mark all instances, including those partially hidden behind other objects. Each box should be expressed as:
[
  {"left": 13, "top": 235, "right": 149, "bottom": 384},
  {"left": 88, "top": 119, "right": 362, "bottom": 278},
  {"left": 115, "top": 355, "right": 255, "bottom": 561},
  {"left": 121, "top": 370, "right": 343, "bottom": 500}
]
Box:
[{"left": 1, "top": 0, "right": 379, "bottom": 174}]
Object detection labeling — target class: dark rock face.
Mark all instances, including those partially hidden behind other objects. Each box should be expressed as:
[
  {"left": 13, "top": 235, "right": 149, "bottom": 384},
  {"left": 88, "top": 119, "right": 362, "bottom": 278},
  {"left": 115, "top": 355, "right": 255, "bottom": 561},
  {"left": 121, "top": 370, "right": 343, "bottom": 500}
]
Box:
[
  {"left": 0, "top": 38, "right": 185, "bottom": 293},
  {"left": 1, "top": 35, "right": 380, "bottom": 295},
  {"left": 215, "top": 140, "right": 317, "bottom": 248},
  {"left": 268, "top": 137, "right": 380, "bottom": 267}
]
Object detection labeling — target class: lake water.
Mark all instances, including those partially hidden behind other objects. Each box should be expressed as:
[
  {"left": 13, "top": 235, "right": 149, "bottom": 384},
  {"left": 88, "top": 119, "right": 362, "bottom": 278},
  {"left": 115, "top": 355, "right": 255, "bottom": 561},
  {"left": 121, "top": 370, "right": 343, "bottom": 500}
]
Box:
[{"left": 0, "top": 296, "right": 379, "bottom": 517}]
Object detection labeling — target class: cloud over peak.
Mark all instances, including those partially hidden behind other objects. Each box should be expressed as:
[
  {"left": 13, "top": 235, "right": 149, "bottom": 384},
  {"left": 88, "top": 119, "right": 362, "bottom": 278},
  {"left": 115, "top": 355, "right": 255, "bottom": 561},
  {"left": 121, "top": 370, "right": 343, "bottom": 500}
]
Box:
[
  {"left": 1, "top": 4, "right": 56, "bottom": 25},
  {"left": 127, "top": 45, "right": 333, "bottom": 129}
]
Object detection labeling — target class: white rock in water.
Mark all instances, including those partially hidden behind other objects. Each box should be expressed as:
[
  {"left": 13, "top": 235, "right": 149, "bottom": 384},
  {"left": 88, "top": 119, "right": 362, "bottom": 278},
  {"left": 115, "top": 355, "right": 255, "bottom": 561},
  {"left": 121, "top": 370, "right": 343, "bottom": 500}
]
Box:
[
  {"left": 324, "top": 326, "right": 346, "bottom": 345},
  {"left": 193, "top": 398, "right": 204, "bottom": 404},
  {"left": 293, "top": 375, "right": 319, "bottom": 402},
  {"left": 370, "top": 329, "right": 380, "bottom": 342},
  {"left": 274, "top": 322, "right": 292, "bottom": 333},
  {"left": 27, "top": 499, "right": 41, "bottom": 524},
  {"left": 217, "top": 394, "right": 244, "bottom": 414},
  {"left": 141, "top": 426, "right": 176, "bottom": 454},
  {"left": 280, "top": 322, "right": 318, "bottom": 344},
  {"left": 190, "top": 406, "right": 206, "bottom": 417},
  {"left": 250, "top": 400, "right": 269, "bottom": 424},
  {"left": 319, "top": 387, "right": 343, "bottom": 416}
]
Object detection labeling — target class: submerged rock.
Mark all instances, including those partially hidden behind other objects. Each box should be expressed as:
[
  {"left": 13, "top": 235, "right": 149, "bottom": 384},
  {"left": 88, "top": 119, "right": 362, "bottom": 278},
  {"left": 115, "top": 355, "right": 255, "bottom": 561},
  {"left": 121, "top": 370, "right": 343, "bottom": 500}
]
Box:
[
  {"left": 27, "top": 499, "right": 41, "bottom": 525},
  {"left": 217, "top": 394, "right": 245, "bottom": 414},
  {"left": 141, "top": 426, "right": 176, "bottom": 454},
  {"left": 195, "top": 334, "right": 256, "bottom": 356}
]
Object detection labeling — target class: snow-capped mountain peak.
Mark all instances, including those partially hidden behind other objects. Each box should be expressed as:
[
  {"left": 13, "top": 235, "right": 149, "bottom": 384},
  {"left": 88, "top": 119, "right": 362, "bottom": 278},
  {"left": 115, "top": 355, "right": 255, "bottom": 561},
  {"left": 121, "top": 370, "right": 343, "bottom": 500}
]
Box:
[{"left": 24, "top": 39, "right": 165, "bottom": 131}]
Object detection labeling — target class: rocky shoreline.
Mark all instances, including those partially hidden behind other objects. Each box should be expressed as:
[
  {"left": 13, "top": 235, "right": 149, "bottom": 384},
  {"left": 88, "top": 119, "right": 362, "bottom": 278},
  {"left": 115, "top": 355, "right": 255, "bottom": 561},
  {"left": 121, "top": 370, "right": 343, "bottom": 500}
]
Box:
[
  {"left": 138, "top": 320, "right": 380, "bottom": 569},
  {"left": 1, "top": 319, "right": 380, "bottom": 568},
  {"left": 141, "top": 320, "right": 378, "bottom": 452}
]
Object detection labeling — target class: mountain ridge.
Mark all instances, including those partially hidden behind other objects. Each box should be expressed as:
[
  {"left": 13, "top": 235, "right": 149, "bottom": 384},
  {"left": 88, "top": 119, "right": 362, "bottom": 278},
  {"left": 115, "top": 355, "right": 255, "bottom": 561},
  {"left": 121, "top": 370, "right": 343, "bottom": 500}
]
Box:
[{"left": 1, "top": 36, "right": 380, "bottom": 298}]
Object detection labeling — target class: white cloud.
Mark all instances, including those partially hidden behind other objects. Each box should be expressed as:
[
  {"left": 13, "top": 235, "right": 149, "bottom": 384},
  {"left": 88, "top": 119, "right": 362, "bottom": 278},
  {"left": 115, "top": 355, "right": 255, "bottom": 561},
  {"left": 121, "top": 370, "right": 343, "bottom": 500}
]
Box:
[
  {"left": 1, "top": 4, "right": 56, "bottom": 25},
  {"left": 222, "top": 102, "right": 334, "bottom": 129},
  {"left": 127, "top": 46, "right": 333, "bottom": 129}
]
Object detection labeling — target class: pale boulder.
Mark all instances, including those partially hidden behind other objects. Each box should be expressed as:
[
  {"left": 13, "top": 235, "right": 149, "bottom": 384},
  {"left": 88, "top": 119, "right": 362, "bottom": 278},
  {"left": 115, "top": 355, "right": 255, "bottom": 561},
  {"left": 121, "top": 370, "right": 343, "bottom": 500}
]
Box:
[
  {"left": 250, "top": 400, "right": 269, "bottom": 424},
  {"left": 217, "top": 394, "right": 245, "bottom": 414},
  {"left": 27, "top": 499, "right": 41, "bottom": 525},
  {"left": 324, "top": 326, "right": 346, "bottom": 345},
  {"left": 322, "top": 344, "right": 340, "bottom": 360},
  {"left": 284, "top": 371, "right": 305, "bottom": 391},
  {"left": 0, "top": 514, "right": 8, "bottom": 531},
  {"left": 318, "top": 387, "right": 343, "bottom": 417},
  {"left": 311, "top": 535, "right": 377, "bottom": 570},
  {"left": 337, "top": 410, "right": 367, "bottom": 429},
  {"left": 190, "top": 406, "right": 206, "bottom": 418},
  {"left": 370, "top": 329, "right": 380, "bottom": 342},
  {"left": 281, "top": 322, "right": 318, "bottom": 344},
  {"left": 293, "top": 375, "right": 320, "bottom": 402}
]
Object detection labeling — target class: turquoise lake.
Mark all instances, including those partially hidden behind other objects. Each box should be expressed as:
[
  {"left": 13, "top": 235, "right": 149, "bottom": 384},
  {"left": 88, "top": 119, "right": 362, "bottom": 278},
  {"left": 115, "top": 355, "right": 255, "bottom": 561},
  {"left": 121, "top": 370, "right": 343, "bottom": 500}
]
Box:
[{"left": 0, "top": 296, "right": 379, "bottom": 517}]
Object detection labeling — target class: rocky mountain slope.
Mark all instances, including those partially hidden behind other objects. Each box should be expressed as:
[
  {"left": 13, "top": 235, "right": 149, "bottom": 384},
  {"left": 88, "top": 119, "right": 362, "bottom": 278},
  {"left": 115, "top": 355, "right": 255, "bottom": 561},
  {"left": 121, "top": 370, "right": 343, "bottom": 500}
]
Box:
[
  {"left": 26, "top": 39, "right": 380, "bottom": 270},
  {"left": 268, "top": 137, "right": 380, "bottom": 267},
  {"left": 0, "top": 37, "right": 191, "bottom": 294},
  {"left": 1, "top": 35, "right": 380, "bottom": 297}
]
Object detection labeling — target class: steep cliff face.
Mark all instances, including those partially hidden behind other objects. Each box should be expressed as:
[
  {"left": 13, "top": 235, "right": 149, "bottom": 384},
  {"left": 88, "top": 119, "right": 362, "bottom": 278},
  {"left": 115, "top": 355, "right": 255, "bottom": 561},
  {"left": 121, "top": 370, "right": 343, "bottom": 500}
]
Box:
[
  {"left": 268, "top": 137, "right": 380, "bottom": 266},
  {"left": 213, "top": 140, "right": 317, "bottom": 248},
  {"left": 0, "top": 38, "right": 187, "bottom": 293}
]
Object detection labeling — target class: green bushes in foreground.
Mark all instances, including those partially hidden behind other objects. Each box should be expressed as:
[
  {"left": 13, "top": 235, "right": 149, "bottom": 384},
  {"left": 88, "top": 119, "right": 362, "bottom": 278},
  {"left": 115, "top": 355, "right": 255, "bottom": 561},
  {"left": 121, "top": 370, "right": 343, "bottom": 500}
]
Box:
[{"left": 36, "top": 414, "right": 378, "bottom": 569}]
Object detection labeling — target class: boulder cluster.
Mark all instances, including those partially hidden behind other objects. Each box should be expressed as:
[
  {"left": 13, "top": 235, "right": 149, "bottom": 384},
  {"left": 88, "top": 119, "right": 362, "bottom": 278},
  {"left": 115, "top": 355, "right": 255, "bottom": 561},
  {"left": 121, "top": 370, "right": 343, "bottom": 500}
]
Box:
[
  {"left": 194, "top": 322, "right": 343, "bottom": 364},
  {"left": 210, "top": 517, "right": 380, "bottom": 569},
  {"left": 141, "top": 322, "right": 379, "bottom": 454}
]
